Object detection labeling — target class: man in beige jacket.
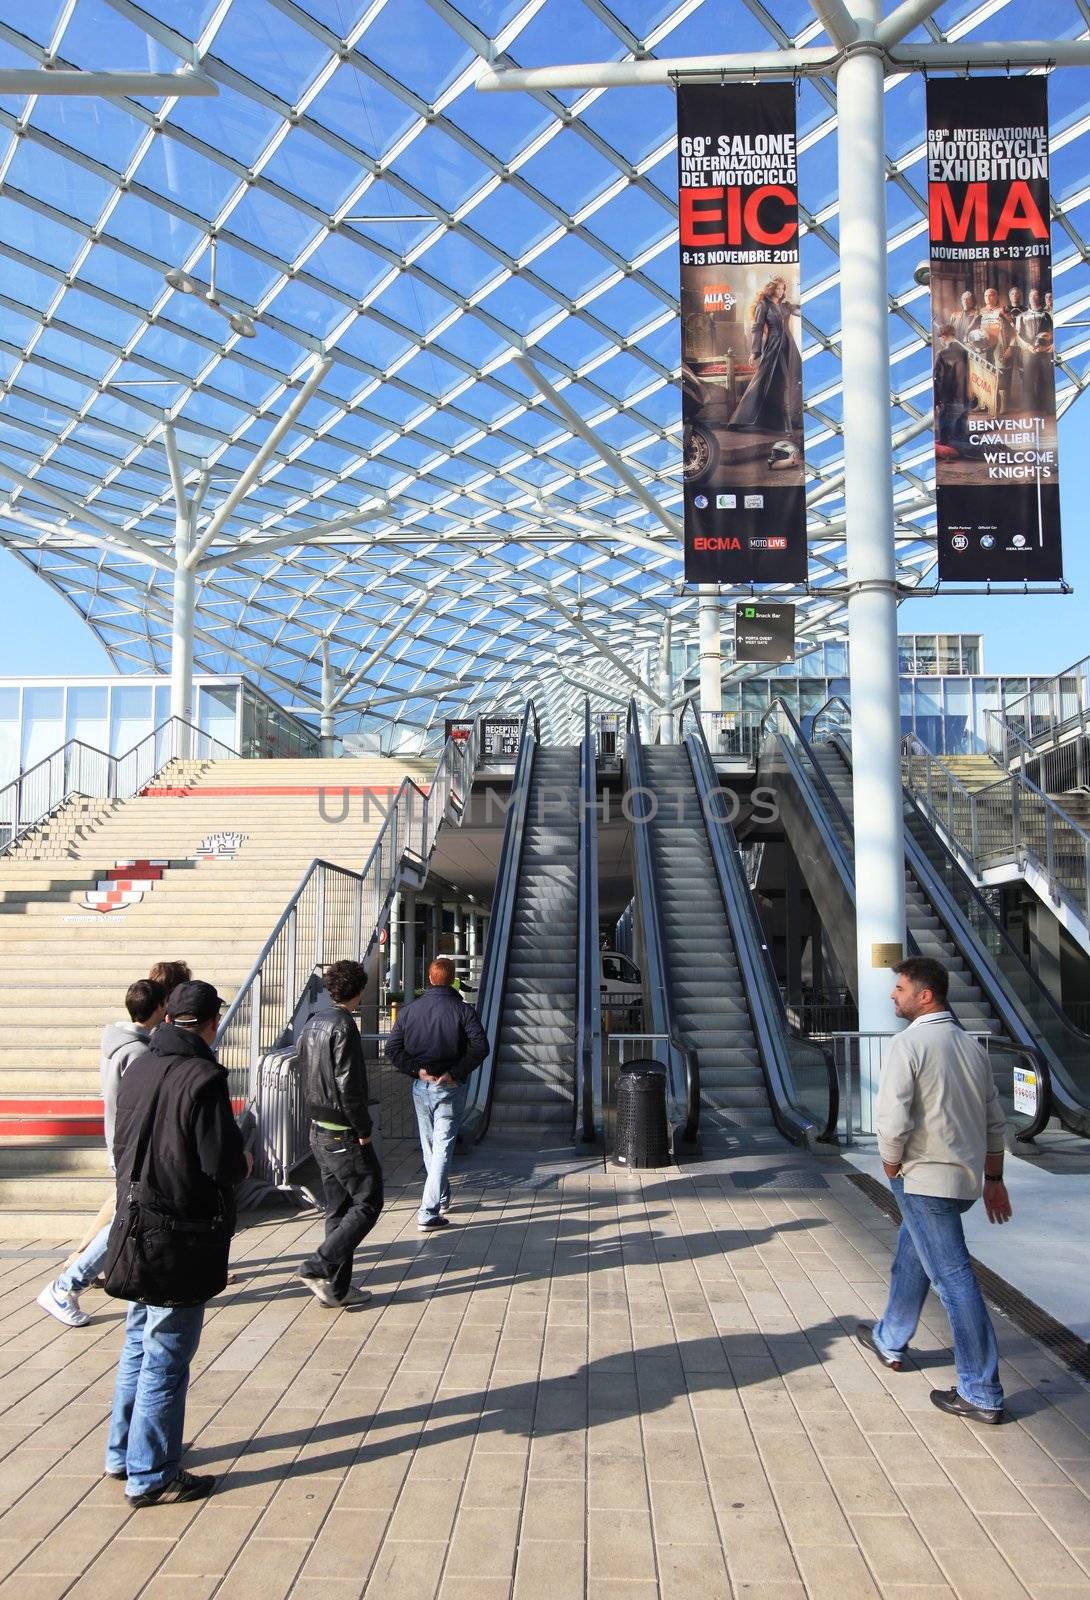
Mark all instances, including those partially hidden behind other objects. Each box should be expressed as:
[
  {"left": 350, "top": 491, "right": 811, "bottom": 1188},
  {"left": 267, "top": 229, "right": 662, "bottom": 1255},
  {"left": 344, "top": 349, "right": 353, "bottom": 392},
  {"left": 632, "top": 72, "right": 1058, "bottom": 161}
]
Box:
[{"left": 856, "top": 956, "right": 1012, "bottom": 1424}]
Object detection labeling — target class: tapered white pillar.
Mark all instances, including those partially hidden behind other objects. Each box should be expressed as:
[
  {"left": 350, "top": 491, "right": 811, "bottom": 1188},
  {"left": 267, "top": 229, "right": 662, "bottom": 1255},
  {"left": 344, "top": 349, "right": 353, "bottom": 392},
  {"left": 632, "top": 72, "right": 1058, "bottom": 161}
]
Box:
[
  {"left": 836, "top": 1, "right": 907, "bottom": 1063},
  {"left": 658, "top": 617, "right": 674, "bottom": 742},
  {"left": 170, "top": 514, "right": 195, "bottom": 755},
  {"left": 698, "top": 588, "right": 722, "bottom": 714},
  {"left": 320, "top": 642, "right": 336, "bottom": 758}
]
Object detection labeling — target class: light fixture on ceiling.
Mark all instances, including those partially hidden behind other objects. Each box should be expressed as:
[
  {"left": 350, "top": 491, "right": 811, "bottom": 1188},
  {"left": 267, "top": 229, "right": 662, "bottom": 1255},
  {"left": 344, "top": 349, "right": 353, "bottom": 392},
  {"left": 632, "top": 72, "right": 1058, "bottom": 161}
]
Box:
[{"left": 163, "top": 239, "right": 258, "bottom": 338}]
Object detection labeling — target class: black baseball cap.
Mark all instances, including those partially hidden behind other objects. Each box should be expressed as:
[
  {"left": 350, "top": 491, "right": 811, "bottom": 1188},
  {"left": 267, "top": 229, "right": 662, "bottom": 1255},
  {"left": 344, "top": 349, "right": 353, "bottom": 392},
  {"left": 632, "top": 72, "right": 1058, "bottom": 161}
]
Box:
[{"left": 167, "top": 980, "right": 223, "bottom": 1026}]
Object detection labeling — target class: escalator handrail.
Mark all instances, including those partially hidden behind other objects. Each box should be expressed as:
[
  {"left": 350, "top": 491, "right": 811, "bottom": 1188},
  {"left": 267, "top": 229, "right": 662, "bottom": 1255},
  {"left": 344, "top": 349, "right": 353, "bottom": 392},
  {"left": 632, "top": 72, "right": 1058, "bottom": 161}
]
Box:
[
  {"left": 810, "top": 693, "right": 852, "bottom": 746},
  {"left": 760, "top": 697, "right": 858, "bottom": 851},
  {"left": 576, "top": 697, "right": 602, "bottom": 1143},
  {"left": 683, "top": 716, "right": 838, "bottom": 1143},
  {"left": 984, "top": 1040, "right": 1053, "bottom": 1142},
  {"left": 825, "top": 729, "right": 1086, "bottom": 1131},
  {"left": 847, "top": 729, "right": 1090, "bottom": 1046},
  {"left": 462, "top": 698, "right": 539, "bottom": 1139},
  {"left": 625, "top": 699, "right": 700, "bottom": 1143}
]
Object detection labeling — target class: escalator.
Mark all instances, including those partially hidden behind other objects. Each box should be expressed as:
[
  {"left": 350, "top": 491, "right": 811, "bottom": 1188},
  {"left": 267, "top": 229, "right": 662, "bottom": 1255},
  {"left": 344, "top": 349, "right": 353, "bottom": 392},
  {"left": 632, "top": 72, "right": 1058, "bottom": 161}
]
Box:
[
  {"left": 463, "top": 702, "right": 600, "bottom": 1144},
  {"left": 812, "top": 739, "right": 1003, "bottom": 1037},
  {"left": 760, "top": 700, "right": 1090, "bottom": 1139},
  {"left": 488, "top": 745, "right": 580, "bottom": 1136},
  {"left": 625, "top": 703, "right": 835, "bottom": 1146}
]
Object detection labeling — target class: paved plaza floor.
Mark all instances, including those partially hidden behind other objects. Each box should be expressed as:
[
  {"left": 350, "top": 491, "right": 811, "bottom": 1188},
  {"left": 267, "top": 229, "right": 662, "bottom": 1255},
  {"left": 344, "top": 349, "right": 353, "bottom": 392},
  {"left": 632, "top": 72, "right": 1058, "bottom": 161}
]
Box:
[{"left": 2, "top": 1134, "right": 1089, "bottom": 1600}]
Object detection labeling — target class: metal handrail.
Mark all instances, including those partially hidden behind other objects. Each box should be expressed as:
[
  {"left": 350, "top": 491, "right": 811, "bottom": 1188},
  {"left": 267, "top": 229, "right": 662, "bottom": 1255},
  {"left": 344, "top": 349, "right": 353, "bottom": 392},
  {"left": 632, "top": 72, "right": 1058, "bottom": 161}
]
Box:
[
  {"left": 462, "top": 699, "right": 540, "bottom": 1139},
  {"left": 810, "top": 693, "right": 852, "bottom": 745},
  {"left": 217, "top": 721, "right": 481, "bottom": 1104},
  {"left": 0, "top": 716, "right": 238, "bottom": 855},
  {"left": 682, "top": 701, "right": 839, "bottom": 1144},
  {"left": 988, "top": 652, "right": 1090, "bottom": 765},
  {"left": 902, "top": 732, "right": 1090, "bottom": 934},
  {"left": 624, "top": 699, "right": 699, "bottom": 1145},
  {"left": 576, "top": 698, "right": 602, "bottom": 1144},
  {"left": 818, "top": 718, "right": 1090, "bottom": 1133}
]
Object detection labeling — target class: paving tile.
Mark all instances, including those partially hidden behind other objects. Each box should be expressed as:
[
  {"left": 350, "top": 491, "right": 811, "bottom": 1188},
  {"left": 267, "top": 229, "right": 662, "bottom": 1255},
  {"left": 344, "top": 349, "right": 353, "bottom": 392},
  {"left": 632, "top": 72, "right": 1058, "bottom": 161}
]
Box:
[
  {"left": 588, "top": 1507, "right": 657, "bottom": 1582},
  {"left": 979, "top": 1514, "right": 1090, "bottom": 1587},
  {"left": 657, "top": 1542, "right": 730, "bottom": 1600},
  {"left": 364, "top": 1539, "right": 447, "bottom": 1599},
  {"left": 512, "top": 1539, "right": 584, "bottom": 1600},
  {"left": 519, "top": 1477, "right": 584, "bottom": 1542},
  {"left": 793, "top": 1544, "right": 881, "bottom": 1598},
  {"left": 445, "top": 1506, "right": 520, "bottom": 1579}
]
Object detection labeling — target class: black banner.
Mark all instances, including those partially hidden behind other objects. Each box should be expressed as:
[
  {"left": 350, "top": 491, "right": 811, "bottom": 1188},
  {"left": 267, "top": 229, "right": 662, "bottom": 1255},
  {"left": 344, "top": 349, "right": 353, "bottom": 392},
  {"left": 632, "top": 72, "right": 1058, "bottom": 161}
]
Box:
[
  {"left": 926, "top": 77, "right": 1061, "bottom": 581},
  {"left": 678, "top": 83, "right": 807, "bottom": 585},
  {"left": 735, "top": 601, "right": 795, "bottom": 662}
]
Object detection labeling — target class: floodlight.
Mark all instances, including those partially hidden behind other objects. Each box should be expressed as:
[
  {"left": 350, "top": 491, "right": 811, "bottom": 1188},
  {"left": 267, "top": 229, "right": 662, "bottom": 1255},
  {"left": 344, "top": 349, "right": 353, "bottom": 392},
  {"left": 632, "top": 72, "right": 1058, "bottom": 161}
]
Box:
[
  {"left": 913, "top": 262, "right": 931, "bottom": 288},
  {"left": 228, "top": 310, "right": 257, "bottom": 339},
  {"left": 164, "top": 267, "right": 201, "bottom": 294}
]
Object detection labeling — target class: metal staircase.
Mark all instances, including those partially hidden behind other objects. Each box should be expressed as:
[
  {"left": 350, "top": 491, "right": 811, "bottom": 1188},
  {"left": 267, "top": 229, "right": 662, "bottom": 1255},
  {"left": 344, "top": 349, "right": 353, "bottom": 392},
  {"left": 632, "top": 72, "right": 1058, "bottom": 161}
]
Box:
[
  {"left": 812, "top": 741, "right": 1003, "bottom": 1037},
  {"left": 641, "top": 745, "right": 774, "bottom": 1130},
  {"left": 488, "top": 747, "right": 581, "bottom": 1136}
]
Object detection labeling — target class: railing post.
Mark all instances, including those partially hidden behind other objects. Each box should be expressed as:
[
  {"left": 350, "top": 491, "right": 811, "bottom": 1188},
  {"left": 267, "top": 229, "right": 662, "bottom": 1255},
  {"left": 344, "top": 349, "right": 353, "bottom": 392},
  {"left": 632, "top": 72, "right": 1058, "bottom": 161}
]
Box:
[
  {"left": 315, "top": 868, "right": 327, "bottom": 968},
  {"left": 249, "top": 970, "right": 263, "bottom": 1074},
  {"left": 285, "top": 907, "right": 297, "bottom": 1018},
  {"left": 1011, "top": 778, "right": 1021, "bottom": 858},
  {"left": 969, "top": 785, "right": 980, "bottom": 861},
  {"left": 353, "top": 875, "right": 363, "bottom": 959}
]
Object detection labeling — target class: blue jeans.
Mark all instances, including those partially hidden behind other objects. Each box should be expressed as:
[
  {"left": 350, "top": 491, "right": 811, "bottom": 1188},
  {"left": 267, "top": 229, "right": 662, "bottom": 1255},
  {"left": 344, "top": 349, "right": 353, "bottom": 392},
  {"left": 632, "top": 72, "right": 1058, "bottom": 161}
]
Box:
[
  {"left": 412, "top": 1079, "right": 467, "bottom": 1222},
  {"left": 107, "top": 1301, "right": 205, "bottom": 1496},
  {"left": 873, "top": 1179, "right": 1002, "bottom": 1411},
  {"left": 57, "top": 1223, "right": 111, "bottom": 1294}
]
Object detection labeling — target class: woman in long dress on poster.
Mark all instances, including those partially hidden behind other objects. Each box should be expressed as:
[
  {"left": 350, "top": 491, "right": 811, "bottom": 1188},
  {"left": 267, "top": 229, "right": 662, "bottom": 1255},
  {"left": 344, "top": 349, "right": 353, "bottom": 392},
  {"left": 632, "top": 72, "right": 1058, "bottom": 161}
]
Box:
[{"left": 727, "top": 277, "right": 802, "bottom": 434}]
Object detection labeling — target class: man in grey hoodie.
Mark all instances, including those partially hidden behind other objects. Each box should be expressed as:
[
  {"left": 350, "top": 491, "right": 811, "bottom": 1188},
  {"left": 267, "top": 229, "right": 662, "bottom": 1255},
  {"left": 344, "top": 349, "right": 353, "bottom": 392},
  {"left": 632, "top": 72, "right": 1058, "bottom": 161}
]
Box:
[{"left": 37, "top": 978, "right": 166, "bottom": 1328}]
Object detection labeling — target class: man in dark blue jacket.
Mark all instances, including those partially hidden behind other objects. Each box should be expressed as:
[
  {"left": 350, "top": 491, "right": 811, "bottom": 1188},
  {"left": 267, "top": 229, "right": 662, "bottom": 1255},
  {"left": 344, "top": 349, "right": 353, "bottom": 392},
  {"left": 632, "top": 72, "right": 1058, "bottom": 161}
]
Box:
[{"left": 385, "top": 957, "right": 488, "bottom": 1231}]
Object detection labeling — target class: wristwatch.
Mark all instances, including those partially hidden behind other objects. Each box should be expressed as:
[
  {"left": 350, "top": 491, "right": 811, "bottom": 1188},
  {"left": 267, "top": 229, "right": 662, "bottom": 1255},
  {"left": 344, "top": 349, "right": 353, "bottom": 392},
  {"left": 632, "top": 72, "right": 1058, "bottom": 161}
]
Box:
[{"left": 984, "top": 1173, "right": 1003, "bottom": 1183}]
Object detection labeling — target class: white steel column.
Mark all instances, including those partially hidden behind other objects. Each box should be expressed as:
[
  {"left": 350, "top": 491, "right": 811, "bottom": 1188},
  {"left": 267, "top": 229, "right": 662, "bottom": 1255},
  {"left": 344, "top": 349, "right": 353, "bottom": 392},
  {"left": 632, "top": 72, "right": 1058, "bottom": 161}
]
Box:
[
  {"left": 698, "top": 588, "right": 722, "bottom": 714},
  {"left": 836, "top": 1, "right": 907, "bottom": 1059},
  {"left": 170, "top": 527, "right": 195, "bottom": 732},
  {"left": 658, "top": 617, "right": 674, "bottom": 742},
  {"left": 320, "top": 642, "right": 336, "bottom": 758}
]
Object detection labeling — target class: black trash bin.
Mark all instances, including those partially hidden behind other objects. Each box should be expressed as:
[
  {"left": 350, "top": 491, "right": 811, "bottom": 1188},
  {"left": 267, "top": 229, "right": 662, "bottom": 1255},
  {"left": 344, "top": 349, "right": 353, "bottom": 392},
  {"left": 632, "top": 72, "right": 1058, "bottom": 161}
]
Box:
[{"left": 613, "top": 1058, "right": 671, "bottom": 1168}]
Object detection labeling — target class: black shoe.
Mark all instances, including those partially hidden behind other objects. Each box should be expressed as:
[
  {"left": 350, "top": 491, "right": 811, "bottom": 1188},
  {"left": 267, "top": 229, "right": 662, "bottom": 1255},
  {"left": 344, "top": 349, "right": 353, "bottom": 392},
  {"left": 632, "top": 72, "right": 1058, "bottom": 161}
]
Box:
[
  {"left": 417, "top": 1215, "right": 450, "bottom": 1232},
  {"left": 105, "top": 1469, "right": 126, "bottom": 1481},
  {"left": 929, "top": 1386, "right": 1003, "bottom": 1425},
  {"left": 128, "top": 1468, "right": 216, "bottom": 1509},
  {"left": 856, "top": 1322, "right": 903, "bottom": 1371}
]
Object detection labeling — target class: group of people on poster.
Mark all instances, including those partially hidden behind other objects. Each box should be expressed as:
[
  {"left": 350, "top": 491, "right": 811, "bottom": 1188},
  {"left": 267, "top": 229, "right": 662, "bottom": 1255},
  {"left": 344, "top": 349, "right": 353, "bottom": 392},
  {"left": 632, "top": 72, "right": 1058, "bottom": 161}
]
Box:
[{"left": 933, "top": 278, "right": 1055, "bottom": 455}]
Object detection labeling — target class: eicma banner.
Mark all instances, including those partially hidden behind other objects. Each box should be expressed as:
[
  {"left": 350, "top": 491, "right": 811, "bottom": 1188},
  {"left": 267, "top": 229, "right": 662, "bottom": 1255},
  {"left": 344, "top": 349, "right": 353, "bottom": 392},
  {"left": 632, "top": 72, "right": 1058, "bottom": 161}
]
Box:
[
  {"left": 677, "top": 83, "right": 807, "bottom": 585},
  {"left": 926, "top": 77, "right": 1062, "bottom": 581}
]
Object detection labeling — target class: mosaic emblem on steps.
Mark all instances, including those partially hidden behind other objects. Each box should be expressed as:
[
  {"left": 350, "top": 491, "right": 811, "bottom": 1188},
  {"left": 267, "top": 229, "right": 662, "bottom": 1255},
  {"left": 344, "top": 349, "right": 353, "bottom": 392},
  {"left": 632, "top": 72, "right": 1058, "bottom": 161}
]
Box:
[
  {"left": 81, "top": 860, "right": 169, "bottom": 914},
  {"left": 79, "top": 833, "right": 247, "bottom": 912},
  {"left": 194, "top": 831, "right": 247, "bottom": 860}
]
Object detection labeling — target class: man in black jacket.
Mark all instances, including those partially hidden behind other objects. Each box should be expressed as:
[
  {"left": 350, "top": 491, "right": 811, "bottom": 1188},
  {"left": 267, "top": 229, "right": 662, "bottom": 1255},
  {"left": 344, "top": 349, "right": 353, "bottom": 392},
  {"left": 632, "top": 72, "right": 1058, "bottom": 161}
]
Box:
[
  {"left": 105, "top": 981, "right": 249, "bottom": 1508},
  {"left": 297, "top": 959, "right": 382, "bottom": 1307},
  {"left": 386, "top": 958, "right": 488, "bottom": 1231}
]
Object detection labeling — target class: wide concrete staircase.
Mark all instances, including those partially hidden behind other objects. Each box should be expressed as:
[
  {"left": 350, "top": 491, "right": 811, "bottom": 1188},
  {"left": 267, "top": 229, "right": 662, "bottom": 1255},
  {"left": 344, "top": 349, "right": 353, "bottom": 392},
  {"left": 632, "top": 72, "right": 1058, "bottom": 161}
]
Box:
[
  {"left": 0, "top": 755, "right": 432, "bottom": 1236},
  {"left": 940, "top": 754, "right": 1007, "bottom": 792}
]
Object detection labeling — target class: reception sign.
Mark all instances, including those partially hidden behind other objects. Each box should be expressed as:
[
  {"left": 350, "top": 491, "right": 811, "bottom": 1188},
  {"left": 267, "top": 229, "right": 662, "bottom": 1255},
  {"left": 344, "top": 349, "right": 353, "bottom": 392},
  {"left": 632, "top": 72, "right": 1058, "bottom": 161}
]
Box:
[
  {"left": 926, "top": 77, "right": 1062, "bottom": 581},
  {"left": 678, "top": 83, "right": 808, "bottom": 584}
]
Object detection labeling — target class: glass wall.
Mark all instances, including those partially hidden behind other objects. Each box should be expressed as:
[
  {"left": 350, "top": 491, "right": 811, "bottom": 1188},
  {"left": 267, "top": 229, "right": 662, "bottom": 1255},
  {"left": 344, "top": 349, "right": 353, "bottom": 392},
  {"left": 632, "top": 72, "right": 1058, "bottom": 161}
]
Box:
[
  {"left": 689, "top": 634, "right": 1028, "bottom": 755},
  {"left": 0, "top": 675, "right": 319, "bottom": 778}
]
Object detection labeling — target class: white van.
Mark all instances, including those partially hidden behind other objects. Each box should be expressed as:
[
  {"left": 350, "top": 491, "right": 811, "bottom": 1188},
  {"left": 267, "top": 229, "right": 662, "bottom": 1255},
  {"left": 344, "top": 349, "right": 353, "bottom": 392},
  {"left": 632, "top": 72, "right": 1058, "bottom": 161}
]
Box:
[{"left": 600, "top": 949, "right": 642, "bottom": 1027}]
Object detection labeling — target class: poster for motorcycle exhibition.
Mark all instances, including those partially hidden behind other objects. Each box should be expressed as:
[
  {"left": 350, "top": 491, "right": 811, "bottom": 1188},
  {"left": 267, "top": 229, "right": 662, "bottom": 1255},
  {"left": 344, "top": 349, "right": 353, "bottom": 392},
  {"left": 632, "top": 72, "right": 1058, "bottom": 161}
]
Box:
[
  {"left": 927, "top": 77, "right": 1063, "bottom": 581},
  {"left": 677, "top": 83, "right": 808, "bottom": 585}
]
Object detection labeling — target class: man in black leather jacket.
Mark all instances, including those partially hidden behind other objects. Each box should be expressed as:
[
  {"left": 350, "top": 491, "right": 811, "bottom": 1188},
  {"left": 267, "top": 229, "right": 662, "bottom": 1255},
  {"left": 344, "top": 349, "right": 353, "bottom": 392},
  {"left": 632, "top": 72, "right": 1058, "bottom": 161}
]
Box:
[
  {"left": 386, "top": 957, "right": 488, "bottom": 1231},
  {"left": 296, "top": 959, "right": 382, "bottom": 1307}
]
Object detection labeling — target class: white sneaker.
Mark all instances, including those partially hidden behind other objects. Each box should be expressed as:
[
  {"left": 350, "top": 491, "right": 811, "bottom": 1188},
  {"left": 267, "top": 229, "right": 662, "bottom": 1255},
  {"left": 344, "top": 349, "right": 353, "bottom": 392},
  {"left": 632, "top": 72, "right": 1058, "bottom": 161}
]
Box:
[
  {"left": 296, "top": 1272, "right": 339, "bottom": 1308},
  {"left": 37, "top": 1280, "right": 90, "bottom": 1328},
  {"left": 337, "top": 1286, "right": 373, "bottom": 1307}
]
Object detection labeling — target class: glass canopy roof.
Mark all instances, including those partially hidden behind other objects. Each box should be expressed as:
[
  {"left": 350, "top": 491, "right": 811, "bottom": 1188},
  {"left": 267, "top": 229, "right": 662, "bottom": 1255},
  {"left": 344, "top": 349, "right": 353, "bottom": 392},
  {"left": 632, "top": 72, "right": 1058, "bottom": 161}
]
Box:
[{"left": 0, "top": 0, "right": 1088, "bottom": 746}]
